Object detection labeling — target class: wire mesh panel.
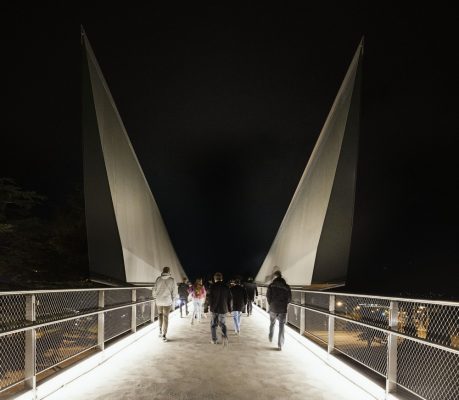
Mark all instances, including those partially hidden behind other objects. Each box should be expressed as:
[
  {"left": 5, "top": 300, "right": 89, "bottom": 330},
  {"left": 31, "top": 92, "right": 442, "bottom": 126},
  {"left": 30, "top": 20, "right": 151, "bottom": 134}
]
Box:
[
  {"left": 287, "top": 304, "right": 301, "bottom": 329},
  {"left": 335, "top": 296, "right": 390, "bottom": 329},
  {"left": 36, "top": 291, "right": 98, "bottom": 323},
  {"left": 104, "top": 290, "right": 132, "bottom": 307},
  {"left": 35, "top": 316, "right": 98, "bottom": 373},
  {"left": 0, "top": 295, "right": 27, "bottom": 332},
  {"left": 305, "top": 309, "right": 329, "bottom": 343},
  {"left": 334, "top": 318, "right": 387, "bottom": 376},
  {"left": 136, "top": 302, "right": 151, "bottom": 326},
  {"left": 136, "top": 288, "right": 153, "bottom": 301},
  {"left": 397, "top": 337, "right": 459, "bottom": 400},
  {"left": 305, "top": 292, "right": 329, "bottom": 311},
  {"left": 104, "top": 308, "right": 132, "bottom": 341},
  {"left": 0, "top": 332, "right": 25, "bottom": 391},
  {"left": 397, "top": 301, "right": 459, "bottom": 348},
  {"left": 291, "top": 290, "right": 302, "bottom": 305}
]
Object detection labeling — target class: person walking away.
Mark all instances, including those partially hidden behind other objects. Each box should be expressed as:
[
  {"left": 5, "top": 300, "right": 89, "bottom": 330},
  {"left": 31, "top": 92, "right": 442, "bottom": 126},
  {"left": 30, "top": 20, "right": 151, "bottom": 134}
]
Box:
[
  {"left": 230, "top": 277, "right": 248, "bottom": 335},
  {"left": 189, "top": 278, "right": 206, "bottom": 324},
  {"left": 203, "top": 277, "right": 213, "bottom": 318},
  {"left": 244, "top": 277, "right": 258, "bottom": 316},
  {"left": 177, "top": 277, "right": 190, "bottom": 318},
  {"left": 267, "top": 270, "right": 291, "bottom": 350},
  {"left": 154, "top": 266, "right": 178, "bottom": 342},
  {"left": 208, "top": 272, "right": 232, "bottom": 346}
]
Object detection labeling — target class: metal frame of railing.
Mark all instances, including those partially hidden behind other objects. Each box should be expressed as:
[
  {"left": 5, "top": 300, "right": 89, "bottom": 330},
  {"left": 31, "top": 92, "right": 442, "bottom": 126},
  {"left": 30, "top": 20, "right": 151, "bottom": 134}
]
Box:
[
  {"left": 0, "top": 287, "right": 156, "bottom": 398},
  {"left": 255, "top": 286, "right": 459, "bottom": 400}
]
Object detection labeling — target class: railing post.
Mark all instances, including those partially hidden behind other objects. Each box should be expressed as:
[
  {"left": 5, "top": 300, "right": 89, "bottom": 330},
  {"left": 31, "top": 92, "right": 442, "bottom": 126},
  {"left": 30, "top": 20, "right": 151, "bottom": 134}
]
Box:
[
  {"left": 25, "top": 294, "right": 36, "bottom": 392},
  {"left": 131, "top": 289, "right": 137, "bottom": 333},
  {"left": 328, "top": 294, "right": 335, "bottom": 354},
  {"left": 266, "top": 291, "right": 270, "bottom": 313},
  {"left": 150, "top": 288, "right": 156, "bottom": 322},
  {"left": 98, "top": 290, "right": 105, "bottom": 351},
  {"left": 386, "top": 300, "right": 399, "bottom": 395},
  {"left": 257, "top": 287, "right": 262, "bottom": 308},
  {"left": 300, "top": 292, "right": 306, "bottom": 336}
]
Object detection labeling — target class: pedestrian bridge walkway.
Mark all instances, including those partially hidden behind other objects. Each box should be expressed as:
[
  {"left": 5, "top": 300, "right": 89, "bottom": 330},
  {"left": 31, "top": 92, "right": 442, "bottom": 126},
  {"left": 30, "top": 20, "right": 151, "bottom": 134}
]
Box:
[{"left": 45, "top": 307, "right": 373, "bottom": 400}]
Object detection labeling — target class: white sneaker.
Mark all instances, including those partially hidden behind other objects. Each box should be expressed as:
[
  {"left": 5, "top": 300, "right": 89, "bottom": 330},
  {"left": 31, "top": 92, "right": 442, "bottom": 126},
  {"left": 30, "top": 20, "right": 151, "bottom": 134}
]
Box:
[{"left": 162, "top": 336, "right": 168, "bottom": 342}]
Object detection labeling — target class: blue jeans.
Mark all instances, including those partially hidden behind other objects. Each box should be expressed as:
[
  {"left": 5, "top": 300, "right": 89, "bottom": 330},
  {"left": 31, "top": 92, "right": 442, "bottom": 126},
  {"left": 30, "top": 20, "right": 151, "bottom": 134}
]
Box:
[
  {"left": 179, "top": 298, "right": 188, "bottom": 317},
  {"left": 269, "top": 312, "right": 287, "bottom": 347},
  {"left": 211, "top": 313, "right": 228, "bottom": 341},
  {"left": 232, "top": 311, "right": 242, "bottom": 332}
]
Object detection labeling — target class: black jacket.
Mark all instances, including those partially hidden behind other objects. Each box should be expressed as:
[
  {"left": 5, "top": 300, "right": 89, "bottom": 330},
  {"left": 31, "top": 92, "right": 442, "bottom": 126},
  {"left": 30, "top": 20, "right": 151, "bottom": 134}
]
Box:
[
  {"left": 266, "top": 277, "right": 291, "bottom": 313},
  {"left": 243, "top": 282, "right": 258, "bottom": 301},
  {"left": 177, "top": 283, "right": 189, "bottom": 299},
  {"left": 208, "top": 281, "right": 232, "bottom": 314},
  {"left": 230, "top": 284, "right": 248, "bottom": 312}
]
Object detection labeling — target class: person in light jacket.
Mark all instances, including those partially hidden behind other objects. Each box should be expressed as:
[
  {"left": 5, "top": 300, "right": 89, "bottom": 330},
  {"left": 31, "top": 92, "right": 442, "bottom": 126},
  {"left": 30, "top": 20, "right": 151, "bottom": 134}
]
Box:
[{"left": 154, "top": 266, "right": 178, "bottom": 342}]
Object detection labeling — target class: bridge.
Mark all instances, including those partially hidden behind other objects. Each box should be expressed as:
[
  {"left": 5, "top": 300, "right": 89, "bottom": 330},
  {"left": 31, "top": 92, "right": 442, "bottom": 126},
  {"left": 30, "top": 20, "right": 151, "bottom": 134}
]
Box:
[
  {"left": 2, "top": 31, "right": 458, "bottom": 400},
  {"left": 1, "top": 287, "right": 458, "bottom": 400}
]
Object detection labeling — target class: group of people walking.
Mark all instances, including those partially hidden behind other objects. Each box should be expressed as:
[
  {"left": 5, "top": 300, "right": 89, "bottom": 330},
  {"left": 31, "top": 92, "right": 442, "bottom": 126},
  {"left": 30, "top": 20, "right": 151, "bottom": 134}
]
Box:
[{"left": 154, "top": 267, "right": 291, "bottom": 350}]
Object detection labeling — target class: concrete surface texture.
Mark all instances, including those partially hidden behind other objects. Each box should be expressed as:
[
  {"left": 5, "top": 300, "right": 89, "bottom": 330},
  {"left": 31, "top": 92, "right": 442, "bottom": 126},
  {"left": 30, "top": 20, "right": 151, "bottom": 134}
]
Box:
[{"left": 45, "top": 307, "right": 374, "bottom": 400}]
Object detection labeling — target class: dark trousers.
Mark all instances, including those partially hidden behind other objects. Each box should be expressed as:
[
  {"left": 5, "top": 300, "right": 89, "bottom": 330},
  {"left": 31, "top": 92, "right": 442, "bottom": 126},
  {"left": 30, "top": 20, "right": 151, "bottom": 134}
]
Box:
[{"left": 247, "top": 299, "right": 254, "bottom": 315}]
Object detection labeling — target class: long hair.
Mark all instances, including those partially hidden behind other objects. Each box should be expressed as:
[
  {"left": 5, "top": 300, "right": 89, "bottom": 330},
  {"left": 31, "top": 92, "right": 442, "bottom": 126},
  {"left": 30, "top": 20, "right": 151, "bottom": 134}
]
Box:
[{"left": 193, "top": 278, "right": 203, "bottom": 296}]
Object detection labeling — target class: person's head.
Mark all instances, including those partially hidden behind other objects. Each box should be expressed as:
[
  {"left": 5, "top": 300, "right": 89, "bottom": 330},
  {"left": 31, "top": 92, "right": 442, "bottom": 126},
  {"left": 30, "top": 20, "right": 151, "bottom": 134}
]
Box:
[
  {"left": 162, "top": 266, "right": 170, "bottom": 274},
  {"left": 195, "top": 278, "right": 203, "bottom": 285},
  {"left": 182, "top": 277, "right": 187, "bottom": 283},
  {"left": 247, "top": 277, "right": 253, "bottom": 282},
  {"left": 273, "top": 270, "right": 282, "bottom": 280},
  {"left": 233, "top": 277, "right": 241, "bottom": 285},
  {"left": 214, "top": 272, "right": 223, "bottom": 282}
]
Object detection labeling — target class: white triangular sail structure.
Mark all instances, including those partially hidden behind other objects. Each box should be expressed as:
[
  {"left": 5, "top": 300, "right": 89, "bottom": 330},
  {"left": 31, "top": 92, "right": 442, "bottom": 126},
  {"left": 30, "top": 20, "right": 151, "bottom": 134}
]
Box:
[
  {"left": 256, "top": 41, "right": 363, "bottom": 286},
  {"left": 82, "top": 31, "right": 186, "bottom": 283}
]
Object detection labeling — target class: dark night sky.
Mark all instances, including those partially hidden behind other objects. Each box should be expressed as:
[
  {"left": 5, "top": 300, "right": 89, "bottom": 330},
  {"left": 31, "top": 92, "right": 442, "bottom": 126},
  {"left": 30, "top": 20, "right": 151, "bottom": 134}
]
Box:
[{"left": 3, "top": 3, "right": 459, "bottom": 296}]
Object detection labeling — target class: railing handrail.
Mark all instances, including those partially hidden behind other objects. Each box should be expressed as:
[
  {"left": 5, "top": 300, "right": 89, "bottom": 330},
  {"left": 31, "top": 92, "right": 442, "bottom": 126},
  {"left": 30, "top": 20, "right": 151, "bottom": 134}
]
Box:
[
  {"left": 0, "top": 285, "right": 154, "bottom": 296},
  {"left": 255, "top": 283, "right": 459, "bottom": 307}
]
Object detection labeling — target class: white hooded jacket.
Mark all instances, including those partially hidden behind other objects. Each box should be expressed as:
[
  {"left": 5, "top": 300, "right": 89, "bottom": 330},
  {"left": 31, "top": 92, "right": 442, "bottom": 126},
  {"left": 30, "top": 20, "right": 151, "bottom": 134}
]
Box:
[{"left": 154, "top": 273, "right": 178, "bottom": 307}]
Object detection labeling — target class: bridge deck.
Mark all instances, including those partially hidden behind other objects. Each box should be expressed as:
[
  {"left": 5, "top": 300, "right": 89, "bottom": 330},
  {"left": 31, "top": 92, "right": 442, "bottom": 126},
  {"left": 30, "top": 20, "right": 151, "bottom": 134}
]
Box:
[{"left": 46, "top": 307, "right": 374, "bottom": 400}]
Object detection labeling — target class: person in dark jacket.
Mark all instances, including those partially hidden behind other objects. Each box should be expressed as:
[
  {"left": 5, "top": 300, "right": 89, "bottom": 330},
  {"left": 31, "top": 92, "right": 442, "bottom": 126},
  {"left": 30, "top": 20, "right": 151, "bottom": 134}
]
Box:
[
  {"left": 230, "top": 277, "right": 248, "bottom": 335},
  {"left": 243, "top": 277, "right": 258, "bottom": 316},
  {"left": 266, "top": 270, "right": 291, "bottom": 350},
  {"left": 177, "top": 277, "right": 190, "bottom": 317},
  {"left": 208, "top": 272, "right": 232, "bottom": 346}
]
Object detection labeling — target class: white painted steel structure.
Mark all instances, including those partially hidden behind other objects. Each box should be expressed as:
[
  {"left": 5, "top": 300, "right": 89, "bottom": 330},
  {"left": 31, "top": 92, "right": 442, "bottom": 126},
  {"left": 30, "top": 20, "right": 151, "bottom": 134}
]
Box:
[
  {"left": 256, "top": 40, "right": 363, "bottom": 286},
  {"left": 82, "top": 30, "right": 186, "bottom": 284}
]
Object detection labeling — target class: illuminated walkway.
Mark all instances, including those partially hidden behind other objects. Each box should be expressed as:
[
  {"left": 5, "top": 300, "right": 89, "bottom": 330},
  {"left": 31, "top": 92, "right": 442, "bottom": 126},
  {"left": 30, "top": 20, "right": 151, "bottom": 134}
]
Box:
[{"left": 46, "top": 307, "right": 374, "bottom": 400}]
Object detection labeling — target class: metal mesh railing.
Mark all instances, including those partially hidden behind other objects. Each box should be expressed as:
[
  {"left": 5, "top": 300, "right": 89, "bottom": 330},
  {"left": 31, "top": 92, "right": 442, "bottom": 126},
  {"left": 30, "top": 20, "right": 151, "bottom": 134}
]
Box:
[
  {"left": 397, "top": 301, "right": 459, "bottom": 348},
  {"left": 256, "top": 286, "right": 459, "bottom": 400},
  {"left": 36, "top": 316, "right": 98, "bottom": 373},
  {"left": 0, "top": 286, "right": 155, "bottom": 395},
  {"left": 305, "top": 309, "right": 328, "bottom": 344},
  {"left": 397, "top": 336, "right": 459, "bottom": 400},
  {"left": 105, "top": 308, "right": 132, "bottom": 341},
  {"left": 335, "top": 295, "right": 390, "bottom": 329},
  {"left": 287, "top": 304, "right": 301, "bottom": 329},
  {"left": 0, "top": 294, "right": 28, "bottom": 332},
  {"left": 105, "top": 290, "right": 132, "bottom": 307},
  {"left": 36, "top": 291, "right": 99, "bottom": 323},
  {"left": 334, "top": 318, "right": 388, "bottom": 376},
  {"left": 0, "top": 332, "right": 26, "bottom": 390}
]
